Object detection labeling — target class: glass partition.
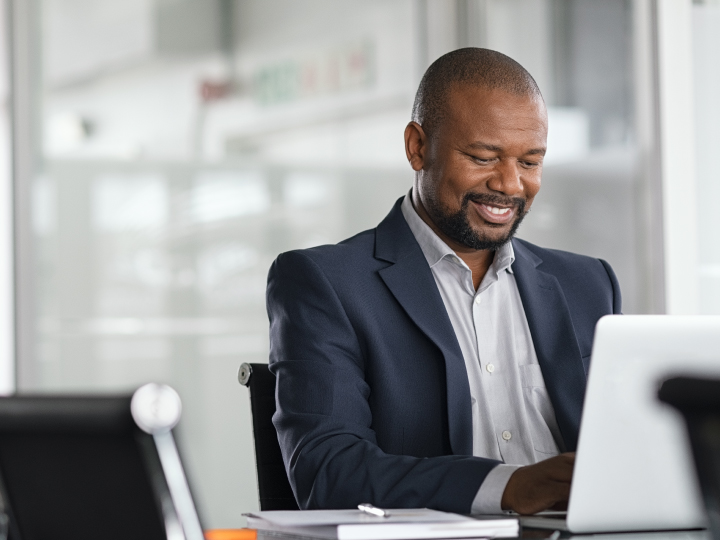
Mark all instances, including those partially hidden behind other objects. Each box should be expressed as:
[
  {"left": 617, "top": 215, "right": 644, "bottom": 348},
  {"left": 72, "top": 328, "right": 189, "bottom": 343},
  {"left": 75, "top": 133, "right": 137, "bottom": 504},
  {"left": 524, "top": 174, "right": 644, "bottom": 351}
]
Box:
[{"left": 17, "top": 0, "right": 652, "bottom": 527}]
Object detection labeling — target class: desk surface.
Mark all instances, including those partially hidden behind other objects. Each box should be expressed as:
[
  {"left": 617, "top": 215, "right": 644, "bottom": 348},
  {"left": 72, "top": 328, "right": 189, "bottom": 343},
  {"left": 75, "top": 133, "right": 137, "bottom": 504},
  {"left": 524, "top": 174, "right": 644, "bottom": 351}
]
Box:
[{"left": 257, "top": 528, "right": 709, "bottom": 540}]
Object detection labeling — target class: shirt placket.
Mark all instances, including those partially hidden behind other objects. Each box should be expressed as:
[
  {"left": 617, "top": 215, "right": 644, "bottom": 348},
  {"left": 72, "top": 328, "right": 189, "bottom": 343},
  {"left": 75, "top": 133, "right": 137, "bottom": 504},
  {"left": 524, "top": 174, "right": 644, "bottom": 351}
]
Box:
[{"left": 473, "top": 271, "right": 532, "bottom": 465}]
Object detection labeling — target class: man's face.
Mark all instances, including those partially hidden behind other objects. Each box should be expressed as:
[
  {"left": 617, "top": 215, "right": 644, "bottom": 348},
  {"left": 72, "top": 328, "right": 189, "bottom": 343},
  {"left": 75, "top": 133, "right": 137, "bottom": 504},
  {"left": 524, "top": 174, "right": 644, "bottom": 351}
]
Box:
[{"left": 411, "top": 85, "right": 547, "bottom": 251}]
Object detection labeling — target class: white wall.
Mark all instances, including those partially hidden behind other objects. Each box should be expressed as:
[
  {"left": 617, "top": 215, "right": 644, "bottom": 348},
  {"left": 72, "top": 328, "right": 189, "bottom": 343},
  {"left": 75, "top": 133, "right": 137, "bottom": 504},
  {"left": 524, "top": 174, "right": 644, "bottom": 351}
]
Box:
[
  {"left": 656, "top": 0, "right": 699, "bottom": 314},
  {"left": 693, "top": 2, "right": 720, "bottom": 314}
]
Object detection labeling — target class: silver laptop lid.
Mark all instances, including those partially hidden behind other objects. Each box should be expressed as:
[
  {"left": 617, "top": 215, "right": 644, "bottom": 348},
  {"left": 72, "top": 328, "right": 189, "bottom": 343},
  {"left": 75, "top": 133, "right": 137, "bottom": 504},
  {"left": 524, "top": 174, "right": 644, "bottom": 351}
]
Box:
[{"left": 568, "top": 315, "right": 720, "bottom": 533}]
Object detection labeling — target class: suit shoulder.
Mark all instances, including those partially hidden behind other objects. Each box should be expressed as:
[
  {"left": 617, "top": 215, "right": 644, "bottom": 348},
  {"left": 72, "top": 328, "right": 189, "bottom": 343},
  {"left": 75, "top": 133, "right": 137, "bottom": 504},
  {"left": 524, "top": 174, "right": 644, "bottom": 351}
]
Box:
[
  {"left": 512, "top": 237, "right": 620, "bottom": 301},
  {"left": 513, "top": 237, "right": 609, "bottom": 271},
  {"left": 273, "top": 228, "right": 378, "bottom": 274}
]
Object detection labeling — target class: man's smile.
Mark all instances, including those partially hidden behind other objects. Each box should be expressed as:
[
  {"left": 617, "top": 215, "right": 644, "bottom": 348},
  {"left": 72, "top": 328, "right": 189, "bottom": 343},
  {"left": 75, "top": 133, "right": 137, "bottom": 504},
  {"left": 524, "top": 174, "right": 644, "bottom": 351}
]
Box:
[{"left": 471, "top": 200, "right": 516, "bottom": 225}]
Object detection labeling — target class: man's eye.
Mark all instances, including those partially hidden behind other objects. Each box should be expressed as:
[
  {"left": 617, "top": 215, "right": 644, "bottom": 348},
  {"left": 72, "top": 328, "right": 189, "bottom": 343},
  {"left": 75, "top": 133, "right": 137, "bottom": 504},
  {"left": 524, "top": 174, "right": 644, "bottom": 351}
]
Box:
[{"left": 521, "top": 160, "right": 541, "bottom": 168}]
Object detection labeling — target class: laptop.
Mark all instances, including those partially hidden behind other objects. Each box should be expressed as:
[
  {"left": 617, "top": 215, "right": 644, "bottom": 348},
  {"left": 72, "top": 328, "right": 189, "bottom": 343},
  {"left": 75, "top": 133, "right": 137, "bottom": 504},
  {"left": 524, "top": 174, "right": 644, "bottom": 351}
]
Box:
[
  {"left": 521, "top": 315, "right": 720, "bottom": 533},
  {"left": 0, "top": 383, "right": 204, "bottom": 540}
]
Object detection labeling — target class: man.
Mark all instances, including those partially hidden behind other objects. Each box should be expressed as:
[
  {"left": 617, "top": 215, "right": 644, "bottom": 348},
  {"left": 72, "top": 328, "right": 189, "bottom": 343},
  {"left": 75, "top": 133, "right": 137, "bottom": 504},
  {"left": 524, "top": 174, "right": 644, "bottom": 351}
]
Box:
[{"left": 266, "top": 48, "right": 621, "bottom": 514}]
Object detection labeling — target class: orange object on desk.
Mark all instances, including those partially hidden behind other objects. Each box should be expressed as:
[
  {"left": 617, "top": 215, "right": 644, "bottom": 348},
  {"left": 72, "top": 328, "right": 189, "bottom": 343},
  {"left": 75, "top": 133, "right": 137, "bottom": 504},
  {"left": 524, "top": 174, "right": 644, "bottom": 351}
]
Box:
[{"left": 204, "top": 528, "right": 257, "bottom": 540}]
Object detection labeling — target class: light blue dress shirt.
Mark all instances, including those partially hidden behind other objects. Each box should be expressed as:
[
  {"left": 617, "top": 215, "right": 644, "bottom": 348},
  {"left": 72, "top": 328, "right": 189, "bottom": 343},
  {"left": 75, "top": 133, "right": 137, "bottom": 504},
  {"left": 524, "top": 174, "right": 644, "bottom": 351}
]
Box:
[{"left": 400, "top": 192, "right": 564, "bottom": 513}]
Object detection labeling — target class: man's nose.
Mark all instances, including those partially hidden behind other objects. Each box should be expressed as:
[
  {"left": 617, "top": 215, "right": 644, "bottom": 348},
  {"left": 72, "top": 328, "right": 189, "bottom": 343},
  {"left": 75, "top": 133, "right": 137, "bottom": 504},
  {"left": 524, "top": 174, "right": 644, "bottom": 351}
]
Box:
[{"left": 487, "top": 160, "right": 524, "bottom": 196}]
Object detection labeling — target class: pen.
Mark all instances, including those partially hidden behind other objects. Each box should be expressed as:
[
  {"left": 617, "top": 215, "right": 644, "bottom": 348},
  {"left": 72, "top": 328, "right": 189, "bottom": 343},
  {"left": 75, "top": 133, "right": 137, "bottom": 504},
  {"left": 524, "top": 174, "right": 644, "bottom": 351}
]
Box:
[{"left": 358, "top": 503, "right": 391, "bottom": 518}]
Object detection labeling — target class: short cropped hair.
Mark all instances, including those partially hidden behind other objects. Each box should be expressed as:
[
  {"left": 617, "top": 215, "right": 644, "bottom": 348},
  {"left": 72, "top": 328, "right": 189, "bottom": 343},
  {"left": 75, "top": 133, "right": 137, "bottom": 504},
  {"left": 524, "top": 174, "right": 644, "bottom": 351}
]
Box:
[{"left": 411, "top": 48, "right": 542, "bottom": 136}]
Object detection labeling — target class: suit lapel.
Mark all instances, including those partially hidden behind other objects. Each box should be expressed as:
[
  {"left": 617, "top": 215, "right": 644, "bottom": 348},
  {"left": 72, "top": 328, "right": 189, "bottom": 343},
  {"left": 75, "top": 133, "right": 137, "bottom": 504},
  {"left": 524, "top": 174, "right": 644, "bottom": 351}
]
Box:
[
  {"left": 512, "top": 240, "right": 586, "bottom": 451},
  {"left": 375, "top": 200, "right": 473, "bottom": 456}
]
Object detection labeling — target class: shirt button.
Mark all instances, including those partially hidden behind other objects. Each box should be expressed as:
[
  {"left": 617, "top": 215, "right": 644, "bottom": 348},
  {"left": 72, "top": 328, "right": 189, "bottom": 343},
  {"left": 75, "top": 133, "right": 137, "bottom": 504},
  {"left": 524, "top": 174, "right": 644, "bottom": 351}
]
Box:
[
  {"left": 486, "top": 363, "right": 495, "bottom": 373},
  {"left": 502, "top": 430, "right": 512, "bottom": 441},
  {"left": 474, "top": 296, "right": 482, "bottom": 305}
]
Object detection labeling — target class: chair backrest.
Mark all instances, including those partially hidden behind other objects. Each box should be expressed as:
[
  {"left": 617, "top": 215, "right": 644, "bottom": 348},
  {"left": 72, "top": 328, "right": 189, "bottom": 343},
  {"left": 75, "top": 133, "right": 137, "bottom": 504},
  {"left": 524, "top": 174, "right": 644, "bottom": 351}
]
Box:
[
  {"left": 238, "top": 363, "right": 299, "bottom": 511},
  {"left": 0, "top": 387, "right": 204, "bottom": 540},
  {"left": 659, "top": 376, "right": 720, "bottom": 540}
]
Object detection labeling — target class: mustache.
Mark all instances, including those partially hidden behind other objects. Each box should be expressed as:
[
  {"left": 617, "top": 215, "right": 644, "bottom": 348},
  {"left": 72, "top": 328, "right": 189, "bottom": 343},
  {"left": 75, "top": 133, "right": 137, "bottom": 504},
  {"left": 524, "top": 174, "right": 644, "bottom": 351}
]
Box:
[{"left": 462, "top": 192, "right": 527, "bottom": 214}]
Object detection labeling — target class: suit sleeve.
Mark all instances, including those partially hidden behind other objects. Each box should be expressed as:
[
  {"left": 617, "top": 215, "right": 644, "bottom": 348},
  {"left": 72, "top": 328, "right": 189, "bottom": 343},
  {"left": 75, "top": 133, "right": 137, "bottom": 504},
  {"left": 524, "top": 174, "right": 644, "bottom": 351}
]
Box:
[
  {"left": 267, "top": 251, "right": 499, "bottom": 512},
  {"left": 599, "top": 259, "right": 622, "bottom": 314}
]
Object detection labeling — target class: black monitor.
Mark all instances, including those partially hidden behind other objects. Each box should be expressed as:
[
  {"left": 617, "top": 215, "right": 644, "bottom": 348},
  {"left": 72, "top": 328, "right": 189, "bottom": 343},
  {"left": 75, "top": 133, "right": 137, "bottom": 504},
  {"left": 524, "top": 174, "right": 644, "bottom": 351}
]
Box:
[{"left": 0, "top": 384, "right": 204, "bottom": 540}]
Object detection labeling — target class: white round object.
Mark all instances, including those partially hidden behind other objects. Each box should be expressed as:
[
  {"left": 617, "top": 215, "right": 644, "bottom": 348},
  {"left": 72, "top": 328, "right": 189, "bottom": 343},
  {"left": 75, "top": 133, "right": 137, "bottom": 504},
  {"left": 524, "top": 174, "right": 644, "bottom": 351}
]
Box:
[
  {"left": 502, "top": 430, "right": 512, "bottom": 441},
  {"left": 131, "top": 383, "right": 182, "bottom": 434},
  {"left": 486, "top": 363, "right": 495, "bottom": 373}
]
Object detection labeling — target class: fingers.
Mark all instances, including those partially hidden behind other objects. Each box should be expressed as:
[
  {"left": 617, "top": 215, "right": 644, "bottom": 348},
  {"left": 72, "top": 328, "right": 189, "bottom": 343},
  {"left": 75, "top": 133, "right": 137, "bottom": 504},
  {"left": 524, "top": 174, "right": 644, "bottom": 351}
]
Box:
[
  {"left": 543, "top": 453, "right": 575, "bottom": 482},
  {"left": 548, "top": 462, "right": 574, "bottom": 483},
  {"left": 500, "top": 454, "right": 575, "bottom": 515},
  {"left": 547, "top": 479, "right": 571, "bottom": 502},
  {"left": 517, "top": 479, "right": 570, "bottom": 515}
]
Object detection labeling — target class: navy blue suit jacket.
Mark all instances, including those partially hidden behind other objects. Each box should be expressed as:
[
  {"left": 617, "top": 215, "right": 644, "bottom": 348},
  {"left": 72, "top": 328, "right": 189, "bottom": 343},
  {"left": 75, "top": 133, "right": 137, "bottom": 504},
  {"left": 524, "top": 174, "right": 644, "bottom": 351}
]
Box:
[{"left": 267, "top": 198, "right": 621, "bottom": 512}]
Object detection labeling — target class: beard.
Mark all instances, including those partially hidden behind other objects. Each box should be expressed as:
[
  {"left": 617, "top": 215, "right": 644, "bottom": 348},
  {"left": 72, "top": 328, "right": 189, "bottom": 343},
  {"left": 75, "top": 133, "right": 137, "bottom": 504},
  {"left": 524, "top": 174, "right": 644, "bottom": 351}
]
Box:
[{"left": 424, "top": 191, "right": 529, "bottom": 251}]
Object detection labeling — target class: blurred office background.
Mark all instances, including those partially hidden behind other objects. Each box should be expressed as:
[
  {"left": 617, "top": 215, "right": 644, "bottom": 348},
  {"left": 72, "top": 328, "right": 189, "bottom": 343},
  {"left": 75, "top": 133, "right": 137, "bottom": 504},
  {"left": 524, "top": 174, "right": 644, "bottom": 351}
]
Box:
[{"left": 0, "top": 0, "right": 717, "bottom": 528}]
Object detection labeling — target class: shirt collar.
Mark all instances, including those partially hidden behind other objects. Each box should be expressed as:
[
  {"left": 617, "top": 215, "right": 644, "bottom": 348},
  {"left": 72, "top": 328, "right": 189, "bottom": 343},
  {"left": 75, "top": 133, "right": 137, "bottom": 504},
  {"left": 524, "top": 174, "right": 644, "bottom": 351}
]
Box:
[{"left": 400, "top": 190, "right": 515, "bottom": 274}]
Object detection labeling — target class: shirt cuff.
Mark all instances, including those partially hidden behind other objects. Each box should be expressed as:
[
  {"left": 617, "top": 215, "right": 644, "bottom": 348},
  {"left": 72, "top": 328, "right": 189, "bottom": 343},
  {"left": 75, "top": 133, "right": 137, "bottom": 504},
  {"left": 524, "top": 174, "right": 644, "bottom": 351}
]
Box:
[{"left": 470, "top": 464, "right": 522, "bottom": 515}]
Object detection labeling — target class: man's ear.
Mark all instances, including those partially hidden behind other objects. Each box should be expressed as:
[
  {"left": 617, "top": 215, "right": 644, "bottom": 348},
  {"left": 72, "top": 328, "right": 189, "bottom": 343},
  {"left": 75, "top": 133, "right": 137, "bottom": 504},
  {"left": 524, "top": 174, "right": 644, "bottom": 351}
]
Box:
[{"left": 404, "top": 122, "right": 427, "bottom": 172}]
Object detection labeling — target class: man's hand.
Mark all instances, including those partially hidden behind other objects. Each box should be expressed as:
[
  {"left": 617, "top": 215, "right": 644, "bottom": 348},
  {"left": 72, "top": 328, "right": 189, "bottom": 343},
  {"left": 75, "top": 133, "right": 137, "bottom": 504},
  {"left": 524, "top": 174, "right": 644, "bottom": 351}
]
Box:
[{"left": 501, "top": 453, "right": 575, "bottom": 515}]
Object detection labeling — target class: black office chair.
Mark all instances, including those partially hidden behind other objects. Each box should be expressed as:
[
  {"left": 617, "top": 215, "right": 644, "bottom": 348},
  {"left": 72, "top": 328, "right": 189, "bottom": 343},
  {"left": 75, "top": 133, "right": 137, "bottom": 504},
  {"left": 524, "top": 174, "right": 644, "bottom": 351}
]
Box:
[
  {"left": 238, "top": 363, "right": 299, "bottom": 511},
  {"left": 659, "top": 376, "right": 720, "bottom": 540},
  {"left": 0, "top": 386, "right": 204, "bottom": 540}
]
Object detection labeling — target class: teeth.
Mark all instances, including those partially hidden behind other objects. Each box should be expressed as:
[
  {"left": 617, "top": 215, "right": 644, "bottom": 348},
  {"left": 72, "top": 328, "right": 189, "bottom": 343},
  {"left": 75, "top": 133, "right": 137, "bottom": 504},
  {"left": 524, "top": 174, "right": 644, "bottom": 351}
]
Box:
[{"left": 484, "top": 205, "right": 511, "bottom": 215}]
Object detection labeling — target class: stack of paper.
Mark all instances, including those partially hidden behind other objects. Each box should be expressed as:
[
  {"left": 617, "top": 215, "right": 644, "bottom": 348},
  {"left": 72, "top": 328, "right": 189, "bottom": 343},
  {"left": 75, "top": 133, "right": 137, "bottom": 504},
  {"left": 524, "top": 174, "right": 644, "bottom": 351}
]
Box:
[{"left": 246, "top": 508, "right": 518, "bottom": 540}]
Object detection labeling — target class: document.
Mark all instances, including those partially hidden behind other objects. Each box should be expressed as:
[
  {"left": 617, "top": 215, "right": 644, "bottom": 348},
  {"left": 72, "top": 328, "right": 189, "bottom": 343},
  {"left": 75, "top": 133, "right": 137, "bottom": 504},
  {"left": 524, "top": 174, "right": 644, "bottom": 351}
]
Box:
[{"left": 245, "top": 508, "right": 519, "bottom": 540}]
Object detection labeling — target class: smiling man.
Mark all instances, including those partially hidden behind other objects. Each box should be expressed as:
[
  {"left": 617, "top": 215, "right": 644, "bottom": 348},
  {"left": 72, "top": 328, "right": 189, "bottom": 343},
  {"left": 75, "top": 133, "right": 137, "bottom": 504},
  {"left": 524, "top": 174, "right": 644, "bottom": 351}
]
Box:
[{"left": 267, "top": 48, "right": 621, "bottom": 514}]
